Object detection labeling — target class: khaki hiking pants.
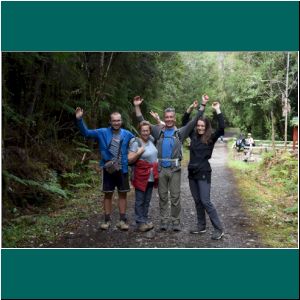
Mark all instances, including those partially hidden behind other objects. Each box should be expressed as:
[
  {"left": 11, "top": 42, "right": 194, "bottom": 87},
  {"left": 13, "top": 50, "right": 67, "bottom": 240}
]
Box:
[{"left": 158, "top": 167, "right": 181, "bottom": 225}]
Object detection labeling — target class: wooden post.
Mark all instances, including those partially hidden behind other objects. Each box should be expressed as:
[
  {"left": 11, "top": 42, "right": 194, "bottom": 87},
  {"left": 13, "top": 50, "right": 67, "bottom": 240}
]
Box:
[{"left": 293, "top": 126, "right": 298, "bottom": 151}]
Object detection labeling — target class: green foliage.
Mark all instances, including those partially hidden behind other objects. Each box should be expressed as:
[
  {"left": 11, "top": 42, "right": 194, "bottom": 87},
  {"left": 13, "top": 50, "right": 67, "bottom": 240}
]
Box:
[
  {"left": 3, "top": 170, "right": 68, "bottom": 199},
  {"left": 221, "top": 52, "right": 298, "bottom": 139},
  {"left": 72, "top": 140, "right": 90, "bottom": 148},
  {"left": 61, "top": 172, "right": 80, "bottom": 179},
  {"left": 260, "top": 151, "right": 298, "bottom": 194},
  {"left": 2, "top": 185, "right": 102, "bottom": 247},
  {"left": 228, "top": 147, "right": 298, "bottom": 247},
  {"left": 68, "top": 183, "right": 92, "bottom": 189},
  {"left": 284, "top": 205, "right": 298, "bottom": 214},
  {"left": 75, "top": 147, "right": 92, "bottom": 153},
  {"left": 41, "top": 183, "right": 69, "bottom": 198},
  {"left": 2, "top": 51, "right": 297, "bottom": 240}
]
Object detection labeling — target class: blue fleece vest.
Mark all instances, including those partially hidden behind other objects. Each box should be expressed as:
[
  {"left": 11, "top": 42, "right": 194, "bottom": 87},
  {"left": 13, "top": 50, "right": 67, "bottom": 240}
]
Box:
[{"left": 77, "top": 119, "right": 134, "bottom": 173}]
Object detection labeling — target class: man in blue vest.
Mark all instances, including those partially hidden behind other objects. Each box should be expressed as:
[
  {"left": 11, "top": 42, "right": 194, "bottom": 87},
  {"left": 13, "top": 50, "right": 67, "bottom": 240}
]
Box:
[
  {"left": 75, "top": 107, "right": 135, "bottom": 231},
  {"left": 134, "top": 95, "right": 208, "bottom": 231}
]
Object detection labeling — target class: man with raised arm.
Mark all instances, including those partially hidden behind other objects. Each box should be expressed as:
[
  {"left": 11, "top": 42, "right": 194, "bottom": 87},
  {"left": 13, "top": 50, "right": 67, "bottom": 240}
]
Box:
[
  {"left": 133, "top": 95, "right": 209, "bottom": 231},
  {"left": 75, "top": 107, "right": 134, "bottom": 231}
]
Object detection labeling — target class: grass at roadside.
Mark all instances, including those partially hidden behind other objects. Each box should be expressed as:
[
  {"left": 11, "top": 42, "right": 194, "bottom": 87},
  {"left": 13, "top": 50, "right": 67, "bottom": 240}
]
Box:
[
  {"left": 227, "top": 140, "right": 298, "bottom": 248},
  {"left": 2, "top": 183, "right": 103, "bottom": 248}
]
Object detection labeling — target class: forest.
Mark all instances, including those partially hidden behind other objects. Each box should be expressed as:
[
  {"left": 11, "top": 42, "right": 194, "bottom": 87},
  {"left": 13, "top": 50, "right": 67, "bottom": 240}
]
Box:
[{"left": 1, "top": 52, "right": 298, "bottom": 238}]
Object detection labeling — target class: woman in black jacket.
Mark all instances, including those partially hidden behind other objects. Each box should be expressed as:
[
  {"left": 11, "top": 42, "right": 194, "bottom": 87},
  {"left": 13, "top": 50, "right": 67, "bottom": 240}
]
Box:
[{"left": 187, "top": 101, "right": 225, "bottom": 240}]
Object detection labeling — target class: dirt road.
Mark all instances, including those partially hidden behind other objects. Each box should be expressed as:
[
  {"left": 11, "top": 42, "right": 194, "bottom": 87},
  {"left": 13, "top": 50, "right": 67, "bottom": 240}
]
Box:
[{"left": 49, "top": 141, "right": 262, "bottom": 248}]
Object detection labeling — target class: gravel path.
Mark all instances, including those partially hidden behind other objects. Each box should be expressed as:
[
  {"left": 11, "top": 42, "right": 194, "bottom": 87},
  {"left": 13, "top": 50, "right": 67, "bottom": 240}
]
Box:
[{"left": 49, "top": 141, "right": 262, "bottom": 248}]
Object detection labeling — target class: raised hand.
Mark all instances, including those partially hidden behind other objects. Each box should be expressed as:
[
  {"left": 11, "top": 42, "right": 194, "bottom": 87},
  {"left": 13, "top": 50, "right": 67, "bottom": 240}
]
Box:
[
  {"left": 150, "top": 110, "right": 161, "bottom": 122},
  {"left": 212, "top": 101, "right": 220, "bottom": 110},
  {"left": 202, "top": 94, "right": 209, "bottom": 105},
  {"left": 187, "top": 100, "right": 199, "bottom": 113},
  {"left": 75, "top": 107, "right": 83, "bottom": 119},
  {"left": 133, "top": 95, "right": 143, "bottom": 106},
  {"left": 192, "top": 100, "right": 199, "bottom": 109}
]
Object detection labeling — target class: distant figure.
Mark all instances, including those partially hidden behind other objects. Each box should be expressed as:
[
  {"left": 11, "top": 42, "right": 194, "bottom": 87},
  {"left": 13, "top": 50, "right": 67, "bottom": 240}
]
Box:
[
  {"left": 245, "top": 133, "right": 255, "bottom": 147},
  {"left": 244, "top": 133, "right": 255, "bottom": 162},
  {"left": 218, "top": 135, "right": 224, "bottom": 143},
  {"left": 236, "top": 134, "right": 246, "bottom": 151}
]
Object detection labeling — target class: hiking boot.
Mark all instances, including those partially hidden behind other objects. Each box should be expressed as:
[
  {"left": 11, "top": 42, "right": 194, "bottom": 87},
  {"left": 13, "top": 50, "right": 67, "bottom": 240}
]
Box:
[
  {"left": 146, "top": 222, "right": 154, "bottom": 230},
  {"left": 100, "top": 221, "right": 111, "bottom": 230},
  {"left": 190, "top": 226, "right": 206, "bottom": 234},
  {"left": 138, "top": 223, "right": 153, "bottom": 232},
  {"left": 172, "top": 223, "right": 181, "bottom": 232},
  {"left": 159, "top": 222, "right": 168, "bottom": 231},
  {"left": 116, "top": 220, "right": 129, "bottom": 231},
  {"left": 211, "top": 229, "right": 224, "bottom": 240}
]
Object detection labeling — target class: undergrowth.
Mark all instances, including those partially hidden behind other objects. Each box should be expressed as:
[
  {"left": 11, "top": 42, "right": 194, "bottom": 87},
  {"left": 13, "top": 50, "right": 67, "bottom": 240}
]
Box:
[
  {"left": 2, "top": 139, "right": 103, "bottom": 247},
  {"left": 228, "top": 140, "right": 298, "bottom": 248}
]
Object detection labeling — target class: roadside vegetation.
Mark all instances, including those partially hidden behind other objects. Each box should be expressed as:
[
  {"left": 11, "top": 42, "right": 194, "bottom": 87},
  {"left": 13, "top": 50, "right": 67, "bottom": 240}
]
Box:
[
  {"left": 228, "top": 141, "right": 298, "bottom": 248},
  {"left": 2, "top": 52, "right": 298, "bottom": 248}
]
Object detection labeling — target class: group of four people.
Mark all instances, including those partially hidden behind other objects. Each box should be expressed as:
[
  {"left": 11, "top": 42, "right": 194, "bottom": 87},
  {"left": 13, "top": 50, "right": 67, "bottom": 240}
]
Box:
[{"left": 75, "top": 94, "right": 225, "bottom": 240}]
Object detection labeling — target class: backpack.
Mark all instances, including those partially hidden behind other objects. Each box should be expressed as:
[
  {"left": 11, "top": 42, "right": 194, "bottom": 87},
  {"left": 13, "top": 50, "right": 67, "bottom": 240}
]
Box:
[{"left": 157, "top": 129, "right": 183, "bottom": 165}]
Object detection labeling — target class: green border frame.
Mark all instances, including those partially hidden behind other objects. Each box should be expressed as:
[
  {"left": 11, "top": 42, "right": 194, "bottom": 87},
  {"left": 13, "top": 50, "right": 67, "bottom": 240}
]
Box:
[
  {"left": 1, "top": 249, "right": 299, "bottom": 299},
  {"left": 1, "top": 1, "right": 299, "bottom": 51},
  {"left": 1, "top": 1, "right": 299, "bottom": 299}
]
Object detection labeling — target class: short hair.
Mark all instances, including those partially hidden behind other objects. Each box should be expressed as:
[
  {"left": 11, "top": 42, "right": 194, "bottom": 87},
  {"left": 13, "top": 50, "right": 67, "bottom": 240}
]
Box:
[
  {"left": 164, "top": 107, "right": 176, "bottom": 113},
  {"left": 138, "top": 120, "right": 151, "bottom": 131},
  {"left": 110, "top": 112, "right": 122, "bottom": 120},
  {"left": 164, "top": 107, "right": 176, "bottom": 117}
]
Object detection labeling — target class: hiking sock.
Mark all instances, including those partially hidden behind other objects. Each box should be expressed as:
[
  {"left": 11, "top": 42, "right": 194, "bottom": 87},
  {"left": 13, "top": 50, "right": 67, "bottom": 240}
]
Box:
[
  {"left": 104, "top": 214, "right": 111, "bottom": 222},
  {"left": 120, "top": 213, "right": 127, "bottom": 222}
]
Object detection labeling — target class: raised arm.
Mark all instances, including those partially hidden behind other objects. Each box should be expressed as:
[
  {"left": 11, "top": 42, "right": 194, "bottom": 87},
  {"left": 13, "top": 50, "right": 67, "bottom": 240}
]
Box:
[
  {"left": 75, "top": 107, "right": 98, "bottom": 138},
  {"left": 133, "top": 96, "right": 144, "bottom": 121},
  {"left": 211, "top": 102, "right": 225, "bottom": 143},
  {"left": 150, "top": 111, "right": 166, "bottom": 126},
  {"left": 181, "top": 100, "right": 198, "bottom": 126},
  {"left": 179, "top": 95, "right": 209, "bottom": 140},
  {"left": 133, "top": 96, "right": 161, "bottom": 140}
]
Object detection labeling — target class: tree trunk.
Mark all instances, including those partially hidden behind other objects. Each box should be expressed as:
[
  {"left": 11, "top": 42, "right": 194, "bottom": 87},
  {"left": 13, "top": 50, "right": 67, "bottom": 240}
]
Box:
[
  {"left": 271, "top": 109, "right": 275, "bottom": 152},
  {"left": 284, "top": 52, "right": 290, "bottom": 149}
]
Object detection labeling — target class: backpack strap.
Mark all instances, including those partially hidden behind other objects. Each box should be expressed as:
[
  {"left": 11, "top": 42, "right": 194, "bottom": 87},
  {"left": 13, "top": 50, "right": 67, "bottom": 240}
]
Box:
[
  {"left": 107, "top": 135, "right": 123, "bottom": 162},
  {"left": 157, "top": 128, "right": 182, "bottom": 166}
]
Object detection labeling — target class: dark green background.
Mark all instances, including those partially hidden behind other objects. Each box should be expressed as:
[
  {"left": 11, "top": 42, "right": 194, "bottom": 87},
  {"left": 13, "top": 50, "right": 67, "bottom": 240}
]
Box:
[{"left": 1, "top": 1, "right": 299, "bottom": 299}]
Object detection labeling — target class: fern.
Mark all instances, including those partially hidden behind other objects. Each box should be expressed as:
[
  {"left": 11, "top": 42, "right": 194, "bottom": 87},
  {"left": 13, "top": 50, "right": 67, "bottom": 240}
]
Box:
[
  {"left": 75, "top": 147, "right": 92, "bottom": 153},
  {"left": 4, "top": 171, "right": 68, "bottom": 199},
  {"left": 57, "top": 101, "right": 76, "bottom": 114},
  {"left": 42, "top": 183, "right": 68, "bottom": 198},
  {"left": 61, "top": 172, "right": 80, "bottom": 179},
  {"left": 3, "top": 171, "right": 28, "bottom": 185},
  {"left": 72, "top": 140, "right": 90, "bottom": 148},
  {"left": 68, "top": 183, "right": 92, "bottom": 188}
]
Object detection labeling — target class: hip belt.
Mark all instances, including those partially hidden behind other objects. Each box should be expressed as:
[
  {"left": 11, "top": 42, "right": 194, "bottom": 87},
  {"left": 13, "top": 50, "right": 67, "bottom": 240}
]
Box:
[{"left": 158, "top": 158, "right": 180, "bottom": 167}]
